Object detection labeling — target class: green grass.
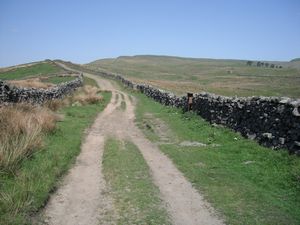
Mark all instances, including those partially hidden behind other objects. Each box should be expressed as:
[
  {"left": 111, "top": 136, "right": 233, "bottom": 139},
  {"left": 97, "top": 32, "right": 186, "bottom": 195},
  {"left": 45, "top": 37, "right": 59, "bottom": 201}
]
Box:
[
  {"left": 87, "top": 55, "right": 300, "bottom": 98},
  {"left": 103, "top": 138, "right": 170, "bottom": 225},
  {"left": 43, "top": 76, "right": 75, "bottom": 84},
  {"left": 0, "top": 92, "right": 111, "bottom": 225},
  {"left": 131, "top": 90, "right": 300, "bottom": 225},
  {"left": 0, "top": 62, "right": 64, "bottom": 80}
]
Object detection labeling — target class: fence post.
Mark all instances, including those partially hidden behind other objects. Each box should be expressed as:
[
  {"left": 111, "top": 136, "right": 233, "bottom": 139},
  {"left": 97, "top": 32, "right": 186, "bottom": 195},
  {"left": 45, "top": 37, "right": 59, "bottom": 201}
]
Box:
[{"left": 187, "top": 93, "right": 193, "bottom": 111}]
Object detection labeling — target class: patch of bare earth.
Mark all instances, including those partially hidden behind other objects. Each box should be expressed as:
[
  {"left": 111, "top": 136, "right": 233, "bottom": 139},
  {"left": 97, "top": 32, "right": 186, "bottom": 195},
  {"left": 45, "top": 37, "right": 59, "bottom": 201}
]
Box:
[{"left": 38, "top": 63, "right": 224, "bottom": 225}]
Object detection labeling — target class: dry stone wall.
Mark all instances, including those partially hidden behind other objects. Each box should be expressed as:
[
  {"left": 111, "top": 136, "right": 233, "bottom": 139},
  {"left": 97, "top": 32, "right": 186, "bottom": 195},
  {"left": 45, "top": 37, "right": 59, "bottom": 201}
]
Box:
[
  {"left": 0, "top": 75, "right": 83, "bottom": 104},
  {"left": 136, "top": 84, "right": 300, "bottom": 154}
]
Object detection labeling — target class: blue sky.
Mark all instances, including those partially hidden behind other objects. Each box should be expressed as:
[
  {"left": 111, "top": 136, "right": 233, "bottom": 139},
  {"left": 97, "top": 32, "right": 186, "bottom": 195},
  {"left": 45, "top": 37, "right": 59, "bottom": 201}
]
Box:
[{"left": 0, "top": 0, "right": 299, "bottom": 67}]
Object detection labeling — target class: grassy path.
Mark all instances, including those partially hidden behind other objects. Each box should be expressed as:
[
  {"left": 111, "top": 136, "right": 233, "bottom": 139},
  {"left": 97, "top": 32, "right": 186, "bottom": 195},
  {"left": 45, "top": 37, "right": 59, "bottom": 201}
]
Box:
[
  {"left": 103, "top": 138, "right": 170, "bottom": 225},
  {"left": 51, "top": 62, "right": 224, "bottom": 225}
]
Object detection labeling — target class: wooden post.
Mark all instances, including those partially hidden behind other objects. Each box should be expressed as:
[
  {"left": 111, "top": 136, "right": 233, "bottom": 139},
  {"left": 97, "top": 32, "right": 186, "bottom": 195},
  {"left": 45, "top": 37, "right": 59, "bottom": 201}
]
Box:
[{"left": 187, "top": 93, "right": 193, "bottom": 111}]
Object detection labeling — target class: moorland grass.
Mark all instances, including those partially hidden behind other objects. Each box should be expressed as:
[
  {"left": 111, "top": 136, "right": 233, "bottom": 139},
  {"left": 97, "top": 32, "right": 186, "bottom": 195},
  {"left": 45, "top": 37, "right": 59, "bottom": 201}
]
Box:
[
  {"left": 103, "top": 138, "right": 170, "bottom": 225},
  {"left": 0, "top": 105, "right": 59, "bottom": 173},
  {"left": 87, "top": 55, "right": 300, "bottom": 98},
  {"left": 132, "top": 91, "right": 300, "bottom": 225}
]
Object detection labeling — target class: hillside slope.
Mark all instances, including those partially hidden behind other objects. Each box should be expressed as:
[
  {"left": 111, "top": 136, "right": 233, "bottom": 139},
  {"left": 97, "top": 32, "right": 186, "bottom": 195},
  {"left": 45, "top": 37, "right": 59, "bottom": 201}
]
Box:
[
  {"left": 87, "top": 55, "right": 300, "bottom": 98},
  {"left": 0, "top": 60, "right": 66, "bottom": 80}
]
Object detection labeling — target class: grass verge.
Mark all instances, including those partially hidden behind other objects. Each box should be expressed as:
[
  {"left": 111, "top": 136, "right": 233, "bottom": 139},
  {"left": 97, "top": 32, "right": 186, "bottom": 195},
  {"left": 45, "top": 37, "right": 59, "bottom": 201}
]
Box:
[
  {"left": 0, "top": 92, "right": 111, "bottom": 225},
  {"left": 131, "top": 91, "right": 300, "bottom": 225},
  {"left": 103, "top": 138, "right": 170, "bottom": 225}
]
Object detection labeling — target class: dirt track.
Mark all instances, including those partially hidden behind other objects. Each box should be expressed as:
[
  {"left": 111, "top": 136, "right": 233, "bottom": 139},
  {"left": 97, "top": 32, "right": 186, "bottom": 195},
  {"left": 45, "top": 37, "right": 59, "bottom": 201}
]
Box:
[{"left": 39, "top": 64, "right": 224, "bottom": 225}]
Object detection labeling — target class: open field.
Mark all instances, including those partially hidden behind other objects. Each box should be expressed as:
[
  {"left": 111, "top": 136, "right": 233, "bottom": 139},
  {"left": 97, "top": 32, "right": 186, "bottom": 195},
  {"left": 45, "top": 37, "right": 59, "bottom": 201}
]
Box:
[{"left": 87, "top": 55, "right": 300, "bottom": 98}]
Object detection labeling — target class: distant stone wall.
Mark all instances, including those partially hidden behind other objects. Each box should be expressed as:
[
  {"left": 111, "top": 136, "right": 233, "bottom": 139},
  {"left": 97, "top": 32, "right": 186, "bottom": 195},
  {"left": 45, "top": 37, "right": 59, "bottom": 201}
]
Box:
[{"left": 0, "top": 75, "right": 83, "bottom": 104}]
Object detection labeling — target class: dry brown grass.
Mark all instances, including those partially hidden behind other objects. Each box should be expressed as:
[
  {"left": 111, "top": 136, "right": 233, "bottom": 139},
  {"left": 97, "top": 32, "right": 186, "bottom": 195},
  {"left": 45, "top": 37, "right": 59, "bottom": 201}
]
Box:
[
  {"left": 43, "top": 99, "right": 67, "bottom": 111},
  {"left": 0, "top": 84, "right": 103, "bottom": 172},
  {"left": 43, "top": 85, "right": 104, "bottom": 109},
  {"left": 72, "top": 85, "right": 103, "bottom": 105},
  {"left": 9, "top": 78, "right": 53, "bottom": 89},
  {"left": 0, "top": 104, "right": 59, "bottom": 172}
]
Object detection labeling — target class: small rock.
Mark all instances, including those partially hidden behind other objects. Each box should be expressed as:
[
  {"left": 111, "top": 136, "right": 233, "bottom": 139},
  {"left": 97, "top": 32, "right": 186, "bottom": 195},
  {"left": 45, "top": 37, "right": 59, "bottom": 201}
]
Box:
[
  {"left": 262, "top": 133, "right": 273, "bottom": 139},
  {"left": 292, "top": 107, "right": 300, "bottom": 117},
  {"left": 247, "top": 133, "right": 256, "bottom": 140},
  {"left": 279, "top": 97, "right": 290, "bottom": 104},
  {"left": 279, "top": 137, "right": 285, "bottom": 145},
  {"left": 290, "top": 100, "right": 300, "bottom": 107},
  {"left": 277, "top": 105, "right": 285, "bottom": 113}
]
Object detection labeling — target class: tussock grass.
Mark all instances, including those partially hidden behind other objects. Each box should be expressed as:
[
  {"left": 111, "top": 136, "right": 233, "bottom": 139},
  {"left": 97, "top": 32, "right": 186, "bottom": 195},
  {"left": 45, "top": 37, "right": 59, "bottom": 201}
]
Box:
[
  {"left": 0, "top": 104, "right": 58, "bottom": 173},
  {"left": 72, "top": 85, "right": 103, "bottom": 105},
  {"left": 43, "top": 99, "right": 66, "bottom": 111},
  {"left": 0, "top": 82, "right": 105, "bottom": 173},
  {"left": 43, "top": 83, "right": 104, "bottom": 110}
]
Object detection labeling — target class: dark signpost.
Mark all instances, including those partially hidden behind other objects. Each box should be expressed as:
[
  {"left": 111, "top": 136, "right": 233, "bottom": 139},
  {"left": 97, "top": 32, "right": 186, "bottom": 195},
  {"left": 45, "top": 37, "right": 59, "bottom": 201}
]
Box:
[{"left": 187, "top": 93, "right": 193, "bottom": 111}]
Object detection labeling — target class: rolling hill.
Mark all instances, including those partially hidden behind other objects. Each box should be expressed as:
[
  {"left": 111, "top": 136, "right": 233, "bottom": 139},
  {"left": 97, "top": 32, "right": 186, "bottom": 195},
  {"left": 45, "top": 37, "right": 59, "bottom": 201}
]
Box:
[{"left": 86, "top": 55, "right": 300, "bottom": 98}]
